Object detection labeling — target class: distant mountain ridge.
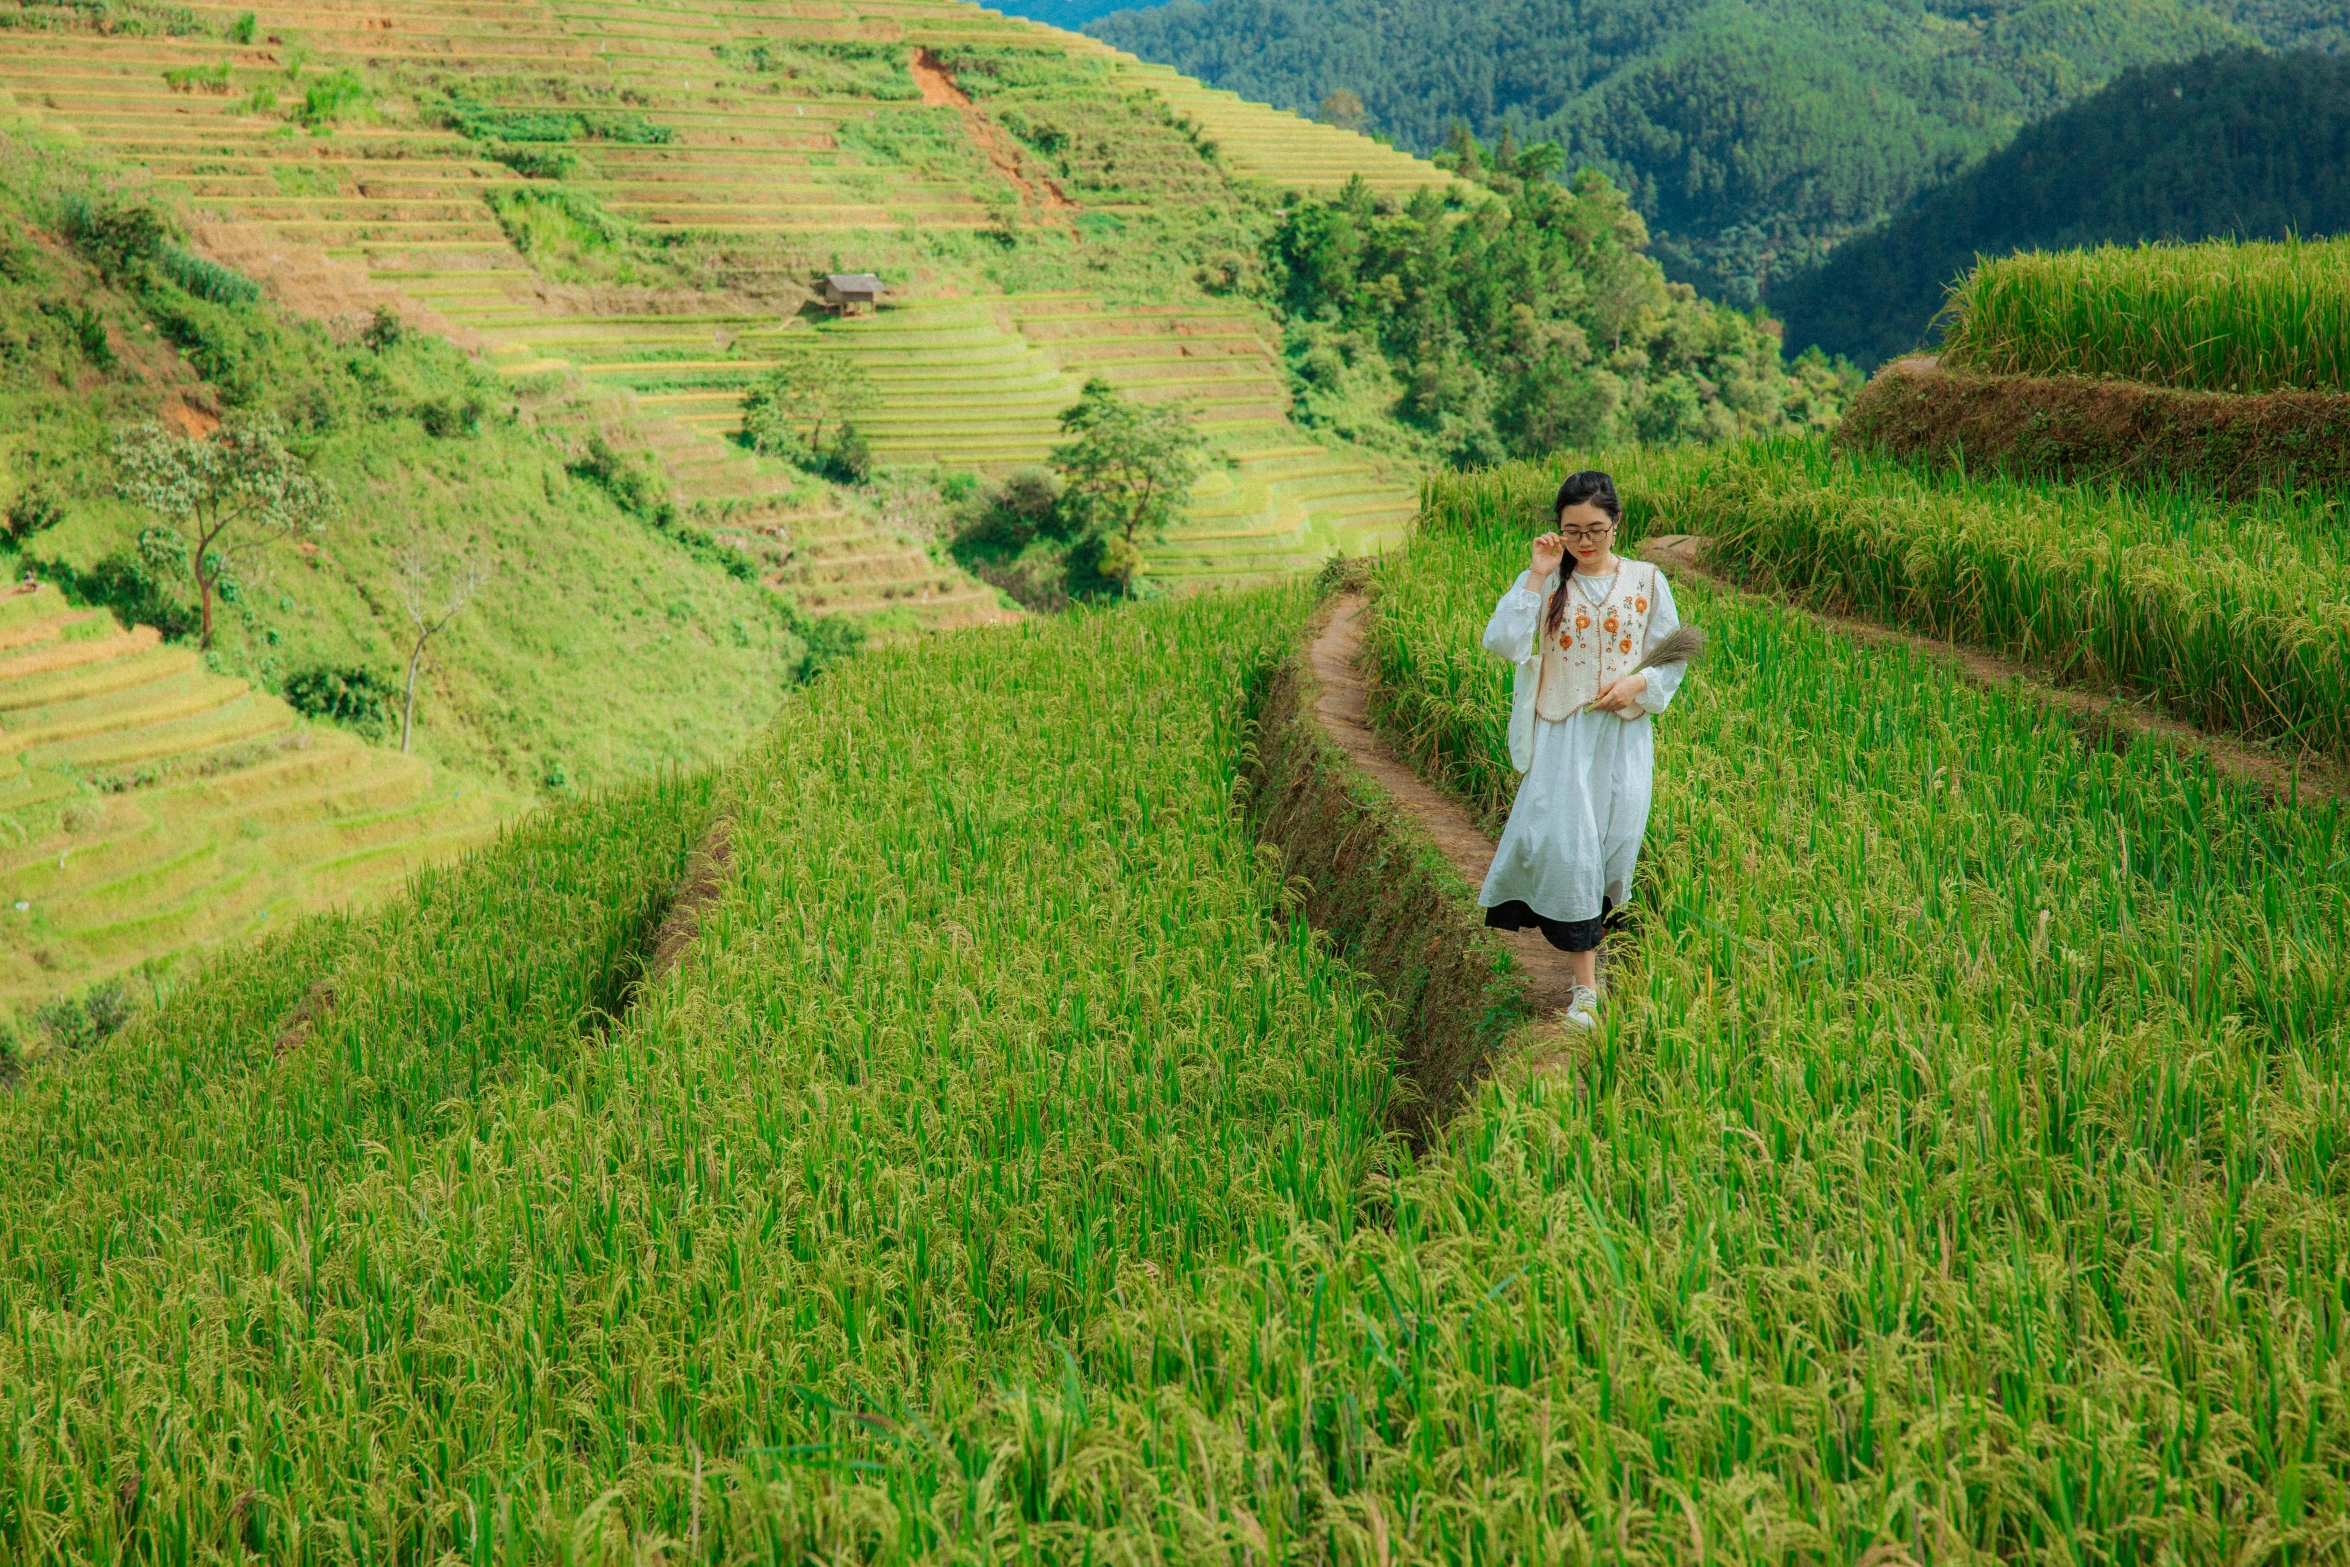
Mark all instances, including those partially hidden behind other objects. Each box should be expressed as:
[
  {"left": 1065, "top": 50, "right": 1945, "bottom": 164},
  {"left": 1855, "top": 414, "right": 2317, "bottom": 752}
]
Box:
[
  {"left": 1773, "top": 48, "right": 2350, "bottom": 367},
  {"left": 1088, "top": 0, "right": 2345, "bottom": 307}
]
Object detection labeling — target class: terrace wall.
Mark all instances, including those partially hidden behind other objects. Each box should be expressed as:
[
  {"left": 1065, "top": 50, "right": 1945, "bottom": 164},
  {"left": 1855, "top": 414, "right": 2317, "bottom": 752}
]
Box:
[{"left": 1841, "top": 357, "right": 2350, "bottom": 496}]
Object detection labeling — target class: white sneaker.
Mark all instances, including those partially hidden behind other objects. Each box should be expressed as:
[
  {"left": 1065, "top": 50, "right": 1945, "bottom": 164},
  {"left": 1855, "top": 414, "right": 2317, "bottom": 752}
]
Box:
[{"left": 1561, "top": 983, "right": 1601, "bottom": 1031}]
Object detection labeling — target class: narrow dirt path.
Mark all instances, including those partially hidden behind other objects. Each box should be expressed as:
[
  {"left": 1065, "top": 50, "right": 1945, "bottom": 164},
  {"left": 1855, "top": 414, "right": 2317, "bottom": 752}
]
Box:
[
  {"left": 909, "top": 49, "right": 1077, "bottom": 215},
  {"left": 1641, "top": 534, "right": 2345, "bottom": 803},
  {"left": 1310, "top": 593, "right": 1583, "bottom": 1019}
]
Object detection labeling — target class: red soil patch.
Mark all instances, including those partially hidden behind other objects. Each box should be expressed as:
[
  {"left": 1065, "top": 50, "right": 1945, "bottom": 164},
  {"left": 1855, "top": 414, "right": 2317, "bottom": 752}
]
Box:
[{"left": 910, "top": 48, "right": 1077, "bottom": 216}]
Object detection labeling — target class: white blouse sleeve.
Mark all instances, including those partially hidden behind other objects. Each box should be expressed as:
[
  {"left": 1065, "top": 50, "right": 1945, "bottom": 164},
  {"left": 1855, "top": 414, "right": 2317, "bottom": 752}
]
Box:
[
  {"left": 1636, "top": 570, "right": 1686, "bottom": 714},
  {"left": 1481, "top": 571, "right": 1545, "bottom": 662}
]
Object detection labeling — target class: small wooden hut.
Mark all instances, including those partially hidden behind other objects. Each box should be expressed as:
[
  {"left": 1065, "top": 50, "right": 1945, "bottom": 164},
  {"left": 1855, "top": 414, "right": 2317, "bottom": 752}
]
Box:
[{"left": 819, "top": 273, "right": 889, "bottom": 316}]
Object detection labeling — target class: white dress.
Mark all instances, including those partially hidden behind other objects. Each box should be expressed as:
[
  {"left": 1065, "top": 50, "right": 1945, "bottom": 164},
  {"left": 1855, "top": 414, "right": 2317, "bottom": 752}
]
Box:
[{"left": 1476, "top": 567, "right": 1685, "bottom": 925}]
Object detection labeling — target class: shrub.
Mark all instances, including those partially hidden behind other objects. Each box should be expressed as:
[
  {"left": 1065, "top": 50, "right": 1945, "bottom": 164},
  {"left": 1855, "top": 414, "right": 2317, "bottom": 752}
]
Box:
[
  {"left": 568, "top": 433, "right": 672, "bottom": 524},
  {"left": 824, "top": 424, "right": 873, "bottom": 484},
  {"left": 59, "top": 196, "right": 166, "bottom": 280},
  {"left": 416, "top": 390, "right": 487, "bottom": 437},
  {"left": 31, "top": 979, "right": 134, "bottom": 1054},
  {"left": 297, "top": 69, "right": 369, "bottom": 128},
  {"left": 284, "top": 663, "right": 394, "bottom": 739},
  {"left": 485, "top": 143, "right": 577, "bottom": 180},
  {"left": 953, "top": 467, "right": 1060, "bottom": 551},
  {"left": 161, "top": 60, "right": 231, "bottom": 93},
  {"left": 4, "top": 482, "right": 65, "bottom": 543},
  {"left": 38, "top": 300, "right": 114, "bottom": 368},
  {"left": 227, "top": 10, "right": 253, "bottom": 42}
]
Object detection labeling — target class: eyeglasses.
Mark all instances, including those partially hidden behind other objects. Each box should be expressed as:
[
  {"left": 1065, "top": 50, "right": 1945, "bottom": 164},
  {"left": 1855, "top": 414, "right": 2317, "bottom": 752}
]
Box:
[{"left": 1558, "top": 523, "right": 1616, "bottom": 544}]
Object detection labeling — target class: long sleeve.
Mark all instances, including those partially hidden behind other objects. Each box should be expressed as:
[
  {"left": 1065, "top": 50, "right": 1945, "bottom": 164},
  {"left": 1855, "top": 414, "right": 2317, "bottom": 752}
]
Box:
[
  {"left": 1636, "top": 572, "right": 1685, "bottom": 714},
  {"left": 1482, "top": 571, "right": 1546, "bottom": 663}
]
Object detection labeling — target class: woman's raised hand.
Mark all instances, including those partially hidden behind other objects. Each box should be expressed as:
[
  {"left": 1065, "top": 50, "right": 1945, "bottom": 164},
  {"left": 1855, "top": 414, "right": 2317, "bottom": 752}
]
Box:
[{"left": 1528, "top": 532, "right": 1566, "bottom": 579}]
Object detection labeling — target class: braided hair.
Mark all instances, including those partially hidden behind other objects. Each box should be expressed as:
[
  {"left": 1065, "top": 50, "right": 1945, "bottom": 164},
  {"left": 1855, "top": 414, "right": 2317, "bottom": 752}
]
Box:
[{"left": 1541, "top": 469, "right": 1622, "bottom": 641}]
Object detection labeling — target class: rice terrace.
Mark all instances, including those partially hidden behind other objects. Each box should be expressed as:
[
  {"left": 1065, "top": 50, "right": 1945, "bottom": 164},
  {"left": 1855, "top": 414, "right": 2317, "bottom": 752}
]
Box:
[{"left": 0, "top": 0, "right": 2348, "bottom": 1556}]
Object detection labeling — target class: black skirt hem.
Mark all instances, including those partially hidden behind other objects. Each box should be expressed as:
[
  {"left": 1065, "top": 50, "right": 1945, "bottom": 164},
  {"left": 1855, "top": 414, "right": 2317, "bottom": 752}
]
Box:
[{"left": 1483, "top": 896, "right": 1613, "bottom": 954}]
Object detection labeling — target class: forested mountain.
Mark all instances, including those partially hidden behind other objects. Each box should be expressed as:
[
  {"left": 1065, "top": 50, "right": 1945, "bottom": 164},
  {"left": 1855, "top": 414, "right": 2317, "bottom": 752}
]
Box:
[
  {"left": 1773, "top": 49, "right": 2350, "bottom": 366},
  {"left": 1090, "top": 0, "right": 2343, "bottom": 306}
]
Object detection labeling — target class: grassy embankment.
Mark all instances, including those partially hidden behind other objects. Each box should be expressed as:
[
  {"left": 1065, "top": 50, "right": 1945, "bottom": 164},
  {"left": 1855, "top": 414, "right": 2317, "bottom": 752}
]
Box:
[
  {"left": 4, "top": 491, "right": 2346, "bottom": 1555},
  {"left": 1839, "top": 238, "right": 2350, "bottom": 493}
]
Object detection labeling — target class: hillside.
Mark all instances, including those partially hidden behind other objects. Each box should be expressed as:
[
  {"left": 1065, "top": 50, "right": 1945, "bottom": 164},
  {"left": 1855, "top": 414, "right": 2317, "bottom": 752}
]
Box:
[
  {"left": 1774, "top": 48, "right": 2350, "bottom": 367},
  {"left": 0, "top": 134, "right": 858, "bottom": 800},
  {"left": 1089, "top": 0, "right": 2339, "bottom": 307},
  {"left": 0, "top": 0, "right": 1475, "bottom": 599},
  {"left": 0, "top": 580, "right": 506, "bottom": 1015}
]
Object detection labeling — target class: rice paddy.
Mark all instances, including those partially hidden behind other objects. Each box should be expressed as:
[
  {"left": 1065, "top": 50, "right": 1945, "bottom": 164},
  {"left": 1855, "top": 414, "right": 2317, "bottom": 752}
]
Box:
[
  {"left": 1939, "top": 237, "right": 2350, "bottom": 394},
  {"left": 0, "top": 584, "right": 508, "bottom": 1021},
  {"left": 4, "top": 469, "right": 2345, "bottom": 1555},
  {"left": 1402, "top": 439, "right": 2350, "bottom": 765}
]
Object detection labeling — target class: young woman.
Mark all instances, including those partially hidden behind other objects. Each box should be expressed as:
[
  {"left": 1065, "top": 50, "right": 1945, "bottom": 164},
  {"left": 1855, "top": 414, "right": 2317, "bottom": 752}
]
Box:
[{"left": 1477, "top": 469, "right": 1684, "bottom": 1030}]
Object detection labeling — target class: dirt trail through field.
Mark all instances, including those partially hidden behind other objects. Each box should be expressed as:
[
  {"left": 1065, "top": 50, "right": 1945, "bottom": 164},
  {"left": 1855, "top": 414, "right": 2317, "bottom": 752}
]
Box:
[
  {"left": 1309, "top": 593, "right": 1583, "bottom": 1019},
  {"left": 910, "top": 49, "right": 1077, "bottom": 215},
  {"left": 1640, "top": 533, "right": 2344, "bottom": 803}
]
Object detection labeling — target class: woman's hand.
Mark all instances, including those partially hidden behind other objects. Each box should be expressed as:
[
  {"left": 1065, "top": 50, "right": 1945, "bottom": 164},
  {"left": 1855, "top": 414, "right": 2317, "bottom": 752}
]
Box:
[
  {"left": 1591, "top": 673, "right": 1648, "bottom": 717},
  {"left": 1528, "top": 532, "right": 1566, "bottom": 580}
]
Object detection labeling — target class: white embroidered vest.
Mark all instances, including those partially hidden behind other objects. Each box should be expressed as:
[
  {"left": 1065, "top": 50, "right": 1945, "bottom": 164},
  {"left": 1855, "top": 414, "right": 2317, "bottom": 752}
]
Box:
[{"left": 1534, "top": 562, "right": 1654, "bottom": 720}]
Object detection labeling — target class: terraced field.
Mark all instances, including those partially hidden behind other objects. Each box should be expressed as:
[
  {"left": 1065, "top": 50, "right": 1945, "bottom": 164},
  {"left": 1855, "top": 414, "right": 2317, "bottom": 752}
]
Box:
[
  {"left": 0, "top": 583, "right": 505, "bottom": 1007},
  {"left": 0, "top": 0, "right": 1445, "bottom": 611}
]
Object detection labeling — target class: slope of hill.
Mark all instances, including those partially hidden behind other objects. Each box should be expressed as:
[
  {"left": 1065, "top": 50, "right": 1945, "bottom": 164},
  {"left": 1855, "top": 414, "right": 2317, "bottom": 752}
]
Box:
[
  {"left": 1090, "top": 0, "right": 2336, "bottom": 307},
  {"left": 0, "top": 135, "right": 867, "bottom": 802},
  {"left": 0, "top": 0, "right": 1466, "bottom": 596},
  {"left": 0, "top": 580, "right": 507, "bottom": 1015},
  {"left": 1774, "top": 48, "right": 2350, "bottom": 367}
]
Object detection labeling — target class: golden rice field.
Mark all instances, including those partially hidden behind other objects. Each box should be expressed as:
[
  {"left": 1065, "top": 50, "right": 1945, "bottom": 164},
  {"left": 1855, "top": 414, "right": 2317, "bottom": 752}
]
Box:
[
  {"left": 1938, "top": 236, "right": 2350, "bottom": 393},
  {"left": 4, "top": 448, "right": 2346, "bottom": 1557}
]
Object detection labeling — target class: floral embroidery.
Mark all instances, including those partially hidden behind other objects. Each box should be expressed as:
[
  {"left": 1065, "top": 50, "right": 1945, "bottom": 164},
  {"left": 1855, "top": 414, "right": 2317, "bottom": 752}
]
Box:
[
  {"left": 1619, "top": 637, "right": 1633, "bottom": 654},
  {"left": 1575, "top": 612, "right": 1590, "bottom": 631},
  {"left": 1634, "top": 596, "right": 1647, "bottom": 613}
]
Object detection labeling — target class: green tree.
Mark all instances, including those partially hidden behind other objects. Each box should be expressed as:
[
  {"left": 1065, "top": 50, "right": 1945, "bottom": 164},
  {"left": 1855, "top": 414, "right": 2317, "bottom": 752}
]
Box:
[
  {"left": 1048, "top": 380, "right": 1208, "bottom": 593},
  {"left": 741, "top": 338, "right": 879, "bottom": 465},
  {"left": 1318, "top": 89, "right": 1366, "bottom": 133},
  {"left": 114, "top": 418, "right": 336, "bottom": 649}
]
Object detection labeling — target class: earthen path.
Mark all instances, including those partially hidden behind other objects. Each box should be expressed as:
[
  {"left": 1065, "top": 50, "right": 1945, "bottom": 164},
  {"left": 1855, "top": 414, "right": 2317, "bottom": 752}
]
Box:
[{"left": 1309, "top": 593, "right": 1583, "bottom": 1020}]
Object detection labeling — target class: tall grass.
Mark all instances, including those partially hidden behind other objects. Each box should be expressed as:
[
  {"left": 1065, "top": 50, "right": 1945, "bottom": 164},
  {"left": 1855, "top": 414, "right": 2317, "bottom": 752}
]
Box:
[
  {"left": 1645, "top": 436, "right": 2350, "bottom": 758},
  {"left": 7, "top": 558, "right": 2349, "bottom": 1557},
  {"left": 1940, "top": 237, "right": 2350, "bottom": 393},
  {"left": 1358, "top": 502, "right": 2350, "bottom": 1559}
]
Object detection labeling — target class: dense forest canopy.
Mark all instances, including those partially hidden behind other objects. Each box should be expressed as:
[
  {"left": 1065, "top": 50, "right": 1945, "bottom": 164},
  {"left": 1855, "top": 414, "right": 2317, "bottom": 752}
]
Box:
[
  {"left": 1773, "top": 48, "right": 2350, "bottom": 366},
  {"left": 1091, "top": 0, "right": 2345, "bottom": 306},
  {"left": 1262, "top": 135, "right": 1854, "bottom": 468}
]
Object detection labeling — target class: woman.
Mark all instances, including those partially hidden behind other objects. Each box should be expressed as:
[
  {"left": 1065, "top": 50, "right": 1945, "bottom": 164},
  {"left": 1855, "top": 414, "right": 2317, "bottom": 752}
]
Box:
[{"left": 1477, "top": 469, "right": 1685, "bottom": 1031}]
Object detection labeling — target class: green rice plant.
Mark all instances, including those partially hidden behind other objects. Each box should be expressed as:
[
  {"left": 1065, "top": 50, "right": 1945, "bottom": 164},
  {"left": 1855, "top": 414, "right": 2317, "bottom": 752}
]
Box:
[
  {"left": 294, "top": 66, "right": 369, "bottom": 129},
  {"left": 5, "top": 552, "right": 2347, "bottom": 1557},
  {"left": 1941, "top": 236, "right": 2350, "bottom": 393},
  {"left": 160, "top": 59, "right": 230, "bottom": 94},
  {"left": 1636, "top": 435, "right": 2350, "bottom": 758},
  {"left": 154, "top": 241, "right": 260, "bottom": 305}
]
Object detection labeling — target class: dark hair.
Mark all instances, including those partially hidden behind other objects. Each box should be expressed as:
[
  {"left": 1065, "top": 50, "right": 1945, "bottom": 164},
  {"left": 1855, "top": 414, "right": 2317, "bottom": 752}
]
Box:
[{"left": 1543, "top": 469, "right": 1622, "bottom": 638}]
